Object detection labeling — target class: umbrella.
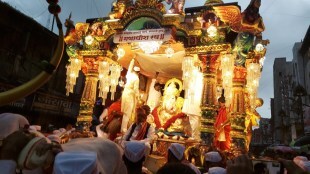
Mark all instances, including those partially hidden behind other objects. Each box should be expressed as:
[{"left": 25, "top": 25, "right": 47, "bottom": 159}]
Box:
[
  {"left": 293, "top": 135, "right": 310, "bottom": 146},
  {"left": 268, "top": 145, "right": 295, "bottom": 153}
]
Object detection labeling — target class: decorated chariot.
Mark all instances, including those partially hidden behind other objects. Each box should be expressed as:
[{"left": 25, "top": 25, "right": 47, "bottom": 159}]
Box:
[{"left": 62, "top": 0, "right": 268, "bottom": 168}]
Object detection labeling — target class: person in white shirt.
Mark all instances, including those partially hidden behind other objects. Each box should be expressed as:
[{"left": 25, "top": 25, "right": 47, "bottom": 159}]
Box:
[{"left": 146, "top": 73, "right": 162, "bottom": 111}]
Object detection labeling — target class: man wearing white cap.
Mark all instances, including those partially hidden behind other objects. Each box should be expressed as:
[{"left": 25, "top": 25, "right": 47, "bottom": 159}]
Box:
[
  {"left": 53, "top": 151, "right": 99, "bottom": 174},
  {"left": 204, "top": 151, "right": 226, "bottom": 174},
  {"left": 165, "top": 143, "right": 201, "bottom": 174},
  {"left": 121, "top": 59, "right": 140, "bottom": 133},
  {"left": 0, "top": 160, "right": 17, "bottom": 174},
  {"left": 123, "top": 141, "right": 148, "bottom": 174}
]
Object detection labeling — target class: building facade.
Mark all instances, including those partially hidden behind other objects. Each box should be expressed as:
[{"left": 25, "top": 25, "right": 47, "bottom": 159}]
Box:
[
  {"left": 0, "top": 2, "right": 83, "bottom": 129},
  {"left": 272, "top": 25, "right": 310, "bottom": 144}
]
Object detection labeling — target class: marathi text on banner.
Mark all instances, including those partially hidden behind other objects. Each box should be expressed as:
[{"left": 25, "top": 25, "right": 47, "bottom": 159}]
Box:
[{"left": 113, "top": 28, "right": 171, "bottom": 43}]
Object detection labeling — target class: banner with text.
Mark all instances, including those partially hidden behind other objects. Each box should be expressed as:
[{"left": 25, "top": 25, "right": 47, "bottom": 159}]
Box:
[{"left": 113, "top": 28, "right": 171, "bottom": 43}]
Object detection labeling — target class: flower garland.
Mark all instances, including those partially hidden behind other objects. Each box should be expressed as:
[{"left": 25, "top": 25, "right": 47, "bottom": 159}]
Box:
[{"left": 152, "top": 106, "right": 187, "bottom": 130}]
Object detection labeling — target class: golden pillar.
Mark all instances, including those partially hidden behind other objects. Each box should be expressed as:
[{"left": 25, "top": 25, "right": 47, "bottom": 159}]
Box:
[
  {"left": 199, "top": 54, "right": 219, "bottom": 107},
  {"left": 230, "top": 66, "right": 247, "bottom": 152},
  {"left": 198, "top": 54, "right": 220, "bottom": 144},
  {"left": 77, "top": 56, "right": 100, "bottom": 134}
]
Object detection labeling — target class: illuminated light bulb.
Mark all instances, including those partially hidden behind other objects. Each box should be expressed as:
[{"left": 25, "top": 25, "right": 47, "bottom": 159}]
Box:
[
  {"left": 138, "top": 41, "right": 162, "bottom": 54},
  {"left": 207, "top": 25, "right": 217, "bottom": 37},
  {"left": 165, "top": 47, "right": 174, "bottom": 58},
  {"left": 85, "top": 35, "right": 94, "bottom": 45},
  {"left": 259, "top": 56, "right": 266, "bottom": 67},
  {"left": 119, "top": 79, "right": 124, "bottom": 87},
  {"left": 117, "top": 47, "right": 125, "bottom": 59},
  {"left": 69, "top": 73, "right": 75, "bottom": 78},
  {"left": 255, "top": 43, "right": 264, "bottom": 52}
]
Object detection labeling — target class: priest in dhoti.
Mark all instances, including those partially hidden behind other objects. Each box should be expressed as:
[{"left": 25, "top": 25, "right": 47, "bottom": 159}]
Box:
[{"left": 121, "top": 59, "right": 140, "bottom": 133}]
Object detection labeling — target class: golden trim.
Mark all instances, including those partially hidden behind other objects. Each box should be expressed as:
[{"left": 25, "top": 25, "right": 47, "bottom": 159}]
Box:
[
  {"left": 96, "top": 29, "right": 117, "bottom": 41},
  {"left": 201, "top": 118, "right": 214, "bottom": 123},
  {"left": 78, "top": 50, "right": 106, "bottom": 56},
  {"left": 188, "top": 29, "right": 202, "bottom": 36},
  {"left": 121, "top": 8, "right": 163, "bottom": 28},
  {"left": 162, "top": 15, "right": 181, "bottom": 28},
  {"left": 185, "top": 44, "right": 231, "bottom": 54},
  {"left": 77, "top": 115, "right": 93, "bottom": 122}
]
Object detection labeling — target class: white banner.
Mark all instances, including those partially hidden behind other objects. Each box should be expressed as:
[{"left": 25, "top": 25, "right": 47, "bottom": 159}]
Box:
[{"left": 113, "top": 28, "right": 171, "bottom": 43}]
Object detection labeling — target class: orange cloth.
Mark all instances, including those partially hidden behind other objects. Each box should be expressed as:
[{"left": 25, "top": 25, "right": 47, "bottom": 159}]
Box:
[
  {"left": 106, "top": 100, "right": 122, "bottom": 141},
  {"left": 107, "top": 100, "right": 122, "bottom": 123},
  {"left": 213, "top": 106, "right": 231, "bottom": 151}
]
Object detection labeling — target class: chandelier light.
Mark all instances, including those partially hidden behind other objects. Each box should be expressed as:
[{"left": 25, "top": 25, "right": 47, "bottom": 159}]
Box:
[
  {"left": 98, "top": 61, "right": 122, "bottom": 103},
  {"left": 138, "top": 41, "right": 162, "bottom": 54},
  {"left": 255, "top": 43, "right": 264, "bottom": 52},
  {"left": 109, "top": 64, "right": 122, "bottom": 100},
  {"left": 165, "top": 46, "right": 174, "bottom": 58},
  {"left": 65, "top": 58, "right": 82, "bottom": 96},
  {"left": 182, "top": 55, "right": 195, "bottom": 90},
  {"left": 246, "top": 63, "right": 261, "bottom": 111},
  {"left": 220, "top": 53, "right": 235, "bottom": 107},
  {"left": 207, "top": 25, "right": 217, "bottom": 37},
  {"left": 85, "top": 35, "right": 94, "bottom": 45},
  {"left": 259, "top": 56, "right": 266, "bottom": 67},
  {"left": 116, "top": 47, "right": 125, "bottom": 59},
  {"left": 98, "top": 61, "right": 110, "bottom": 104}
]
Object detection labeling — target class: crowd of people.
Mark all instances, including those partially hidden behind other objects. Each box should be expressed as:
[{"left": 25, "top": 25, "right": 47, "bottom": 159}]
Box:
[
  {"left": 0, "top": 64, "right": 309, "bottom": 173},
  {"left": 1, "top": 108, "right": 310, "bottom": 174}
]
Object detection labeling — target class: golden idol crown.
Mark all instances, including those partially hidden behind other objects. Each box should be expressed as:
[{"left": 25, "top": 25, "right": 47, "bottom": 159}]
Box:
[{"left": 163, "top": 78, "right": 183, "bottom": 97}]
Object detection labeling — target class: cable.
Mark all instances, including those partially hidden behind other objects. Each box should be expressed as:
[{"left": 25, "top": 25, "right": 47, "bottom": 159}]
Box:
[
  {"left": 261, "top": 0, "right": 278, "bottom": 14},
  {"left": 33, "top": 9, "right": 48, "bottom": 19},
  {"left": 92, "top": 0, "right": 102, "bottom": 17}
]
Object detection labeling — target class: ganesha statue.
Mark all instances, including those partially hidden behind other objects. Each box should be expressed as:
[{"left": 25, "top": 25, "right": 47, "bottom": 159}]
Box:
[{"left": 151, "top": 78, "right": 191, "bottom": 138}]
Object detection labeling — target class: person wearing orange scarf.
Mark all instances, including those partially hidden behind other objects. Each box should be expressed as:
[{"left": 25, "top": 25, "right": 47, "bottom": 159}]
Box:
[{"left": 213, "top": 95, "right": 231, "bottom": 151}]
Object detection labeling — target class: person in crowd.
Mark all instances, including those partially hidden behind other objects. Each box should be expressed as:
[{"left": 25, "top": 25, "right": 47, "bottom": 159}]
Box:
[
  {"left": 157, "top": 162, "right": 196, "bottom": 174},
  {"left": 213, "top": 91, "right": 231, "bottom": 151},
  {"left": 97, "top": 93, "right": 122, "bottom": 139},
  {"left": 53, "top": 151, "right": 99, "bottom": 174},
  {"left": 253, "top": 162, "right": 267, "bottom": 174},
  {"left": 204, "top": 151, "right": 226, "bottom": 174},
  {"left": 99, "top": 90, "right": 122, "bottom": 123},
  {"left": 0, "top": 128, "right": 63, "bottom": 174},
  {"left": 104, "top": 111, "right": 123, "bottom": 141},
  {"left": 293, "top": 156, "right": 310, "bottom": 172},
  {"left": 279, "top": 158, "right": 310, "bottom": 174},
  {"left": 121, "top": 105, "right": 155, "bottom": 155},
  {"left": 0, "top": 160, "right": 17, "bottom": 174},
  {"left": 123, "top": 141, "right": 149, "bottom": 174},
  {"left": 0, "top": 113, "right": 29, "bottom": 140},
  {"left": 146, "top": 72, "right": 162, "bottom": 111},
  {"left": 226, "top": 154, "right": 253, "bottom": 174},
  {"left": 165, "top": 143, "right": 201, "bottom": 174}
]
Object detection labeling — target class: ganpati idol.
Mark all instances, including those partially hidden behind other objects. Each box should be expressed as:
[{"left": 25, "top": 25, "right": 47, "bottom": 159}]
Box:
[{"left": 151, "top": 78, "right": 191, "bottom": 137}]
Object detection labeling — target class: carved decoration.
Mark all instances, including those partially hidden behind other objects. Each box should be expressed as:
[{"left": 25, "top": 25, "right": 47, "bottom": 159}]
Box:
[
  {"left": 213, "top": 4, "right": 265, "bottom": 35},
  {"left": 185, "top": 44, "right": 231, "bottom": 54}
]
